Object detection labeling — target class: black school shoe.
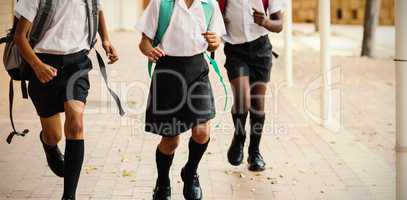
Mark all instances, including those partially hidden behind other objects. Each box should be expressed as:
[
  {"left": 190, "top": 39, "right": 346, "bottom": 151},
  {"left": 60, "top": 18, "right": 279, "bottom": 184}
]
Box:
[
  {"left": 227, "top": 134, "right": 246, "bottom": 166},
  {"left": 247, "top": 150, "right": 266, "bottom": 172},
  {"left": 40, "top": 131, "right": 64, "bottom": 177},
  {"left": 61, "top": 196, "right": 74, "bottom": 200},
  {"left": 181, "top": 168, "right": 202, "bottom": 200},
  {"left": 153, "top": 185, "right": 171, "bottom": 200}
]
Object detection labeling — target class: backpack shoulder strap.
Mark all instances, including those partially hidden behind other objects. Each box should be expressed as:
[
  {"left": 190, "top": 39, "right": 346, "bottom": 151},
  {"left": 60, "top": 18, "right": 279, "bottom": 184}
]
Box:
[
  {"left": 218, "top": 0, "right": 227, "bottom": 15},
  {"left": 149, "top": 0, "right": 175, "bottom": 78},
  {"left": 85, "top": 0, "right": 99, "bottom": 48},
  {"left": 153, "top": 0, "right": 175, "bottom": 47},
  {"left": 262, "top": 0, "right": 269, "bottom": 14},
  {"left": 30, "top": 0, "right": 55, "bottom": 47},
  {"left": 201, "top": 0, "right": 214, "bottom": 30}
]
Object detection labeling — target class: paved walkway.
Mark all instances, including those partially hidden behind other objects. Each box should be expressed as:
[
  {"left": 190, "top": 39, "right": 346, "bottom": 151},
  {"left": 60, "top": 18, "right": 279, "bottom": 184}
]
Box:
[{"left": 0, "top": 26, "right": 396, "bottom": 200}]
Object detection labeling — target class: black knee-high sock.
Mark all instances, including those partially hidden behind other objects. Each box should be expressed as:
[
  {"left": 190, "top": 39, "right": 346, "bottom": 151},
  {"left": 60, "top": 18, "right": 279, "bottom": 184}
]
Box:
[
  {"left": 156, "top": 147, "right": 174, "bottom": 186},
  {"left": 249, "top": 113, "right": 266, "bottom": 154},
  {"left": 63, "top": 140, "right": 84, "bottom": 199},
  {"left": 232, "top": 112, "right": 248, "bottom": 139},
  {"left": 184, "top": 138, "right": 209, "bottom": 177}
]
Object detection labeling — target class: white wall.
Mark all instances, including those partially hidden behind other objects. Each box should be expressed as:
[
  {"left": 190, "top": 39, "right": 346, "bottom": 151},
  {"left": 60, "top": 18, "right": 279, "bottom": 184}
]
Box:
[{"left": 101, "top": 0, "right": 143, "bottom": 31}]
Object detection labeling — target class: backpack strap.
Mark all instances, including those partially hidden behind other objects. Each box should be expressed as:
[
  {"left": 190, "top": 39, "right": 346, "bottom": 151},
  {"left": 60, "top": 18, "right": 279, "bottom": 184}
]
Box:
[
  {"left": 202, "top": 1, "right": 229, "bottom": 111},
  {"left": 82, "top": 0, "right": 125, "bottom": 116},
  {"left": 6, "top": 79, "right": 29, "bottom": 144},
  {"left": 201, "top": 0, "right": 214, "bottom": 29},
  {"left": 30, "top": 0, "right": 55, "bottom": 47},
  {"left": 148, "top": 0, "right": 175, "bottom": 78},
  {"left": 205, "top": 52, "right": 228, "bottom": 111},
  {"left": 153, "top": 0, "right": 176, "bottom": 47},
  {"left": 148, "top": 0, "right": 213, "bottom": 78},
  {"left": 262, "top": 0, "right": 269, "bottom": 14},
  {"left": 86, "top": 0, "right": 99, "bottom": 48},
  {"left": 218, "top": 0, "right": 227, "bottom": 15},
  {"left": 95, "top": 51, "right": 125, "bottom": 116}
]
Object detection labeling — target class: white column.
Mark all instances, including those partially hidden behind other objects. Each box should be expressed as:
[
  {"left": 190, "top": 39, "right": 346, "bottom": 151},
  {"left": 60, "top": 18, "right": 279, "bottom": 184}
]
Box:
[
  {"left": 284, "top": 0, "right": 293, "bottom": 87},
  {"left": 119, "top": 0, "right": 125, "bottom": 30},
  {"left": 396, "top": 0, "right": 407, "bottom": 199},
  {"left": 319, "top": 0, "right": 332, "bottom": 127}
]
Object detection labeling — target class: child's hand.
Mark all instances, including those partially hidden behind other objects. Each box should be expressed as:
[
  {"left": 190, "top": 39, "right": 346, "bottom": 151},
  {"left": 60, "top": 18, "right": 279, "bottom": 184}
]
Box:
[
  {"left": 202, "top": 32, "right": 221, "bottom": 52},
  {"left": 102, "top": 40, "right": 119, "bottom": 64},
  {"left": 252, "top": 8, "right": 268, "bottom": 27},
  {"left": 32, "top": 62, "right": 58, "bottom": 83},
  {"left": 146, "top": 47, "right": 166, "bottom": 62}
]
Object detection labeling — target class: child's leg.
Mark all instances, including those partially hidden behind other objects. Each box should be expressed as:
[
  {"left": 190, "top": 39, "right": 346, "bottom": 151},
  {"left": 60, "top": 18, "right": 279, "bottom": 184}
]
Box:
[
  {"left": 156, "top": 136, "right": 180, "bottom": 186},
  {"left": 184, "top": 122, "right": 211, "bottom": 177},
  {"left": 231, "top": 76, "right": 251, "bottom": 115},
  {"left": 62, "top": 100, "right": 86, "bottom": 199},
  {"left": 228, "top": 76, "right": 251, "bottom": 165},
  {"left": 40, "top": 115, "right": 63, "bottom": 145},
  {"left": 181, "top": 122, "right": 210, "bottom": 200},
  {"left": 248, "top": 82, "right": 267, "bottom": 171},
  {"left": 39, "top": 114, "right": 64, "bottom": 178}
]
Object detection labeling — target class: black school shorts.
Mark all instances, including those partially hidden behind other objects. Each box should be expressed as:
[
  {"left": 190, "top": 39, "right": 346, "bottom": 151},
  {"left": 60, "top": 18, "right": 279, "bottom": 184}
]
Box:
[
  {"left": 28, "top": 51, "right": 92, "bottom": 118},
  {"left": 224, "top": 35, "right": 273, "bottom": 83},
  {"left": 145, "top": 54, "right": 216, "bottom": 137}
]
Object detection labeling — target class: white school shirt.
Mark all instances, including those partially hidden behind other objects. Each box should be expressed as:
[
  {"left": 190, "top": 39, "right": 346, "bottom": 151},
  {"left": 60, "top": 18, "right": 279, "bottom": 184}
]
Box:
[
  {"left": 223, "top": 0, "right": 285, "bottom": 45},
  {"left": 15, "top": 0, "right": 101, "bottom": 55},
  {"left": 136, "top": 0, "right": 226, "bottom": 57}
]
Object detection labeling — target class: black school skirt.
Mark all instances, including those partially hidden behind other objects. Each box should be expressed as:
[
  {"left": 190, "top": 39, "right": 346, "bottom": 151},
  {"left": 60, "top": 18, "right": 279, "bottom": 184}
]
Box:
[{"left": 145, "top": 54, "right": 216, "bottom": 137}]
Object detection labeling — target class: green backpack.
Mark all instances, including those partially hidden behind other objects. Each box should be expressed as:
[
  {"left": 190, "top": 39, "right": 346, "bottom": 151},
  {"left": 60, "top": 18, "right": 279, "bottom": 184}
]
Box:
[{"left": 149, "top": 0, "right": 228, "bottom": 110}]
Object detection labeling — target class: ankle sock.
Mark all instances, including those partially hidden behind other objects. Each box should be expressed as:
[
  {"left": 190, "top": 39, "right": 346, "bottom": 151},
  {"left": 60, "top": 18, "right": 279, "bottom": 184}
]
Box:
[
  {"left": 63, "top": 140, "right": 84, "bottom": 199},
  {"left": 156, "top": 147, "right": 174, "bottom": 186}
]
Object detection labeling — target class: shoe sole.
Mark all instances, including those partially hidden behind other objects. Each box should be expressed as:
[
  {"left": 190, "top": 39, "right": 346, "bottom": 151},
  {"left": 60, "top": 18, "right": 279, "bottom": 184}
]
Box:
[
  {"left": 248, "top": 165, "right": 266, "bottom": 172},
  {"left": 227, "top": 157, "right": 243, "bottom": 166}
]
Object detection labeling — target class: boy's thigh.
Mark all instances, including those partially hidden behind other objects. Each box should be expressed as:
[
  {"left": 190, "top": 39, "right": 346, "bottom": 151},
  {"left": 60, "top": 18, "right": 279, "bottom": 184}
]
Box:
[
  {"left": 64, "top": 100, "right": 85, "bottom": 120},
  {"left": 28, "top": 78, "right": 65, "bottom": 118},
  {"left": 224, "top": 56, "right": 250, "bottom": 81},
  {"left": 224, "top": 44, "right": 251, "bottom": 81},
  {"left": 249, "top": 57, "right": 273, "bottom": 84}
]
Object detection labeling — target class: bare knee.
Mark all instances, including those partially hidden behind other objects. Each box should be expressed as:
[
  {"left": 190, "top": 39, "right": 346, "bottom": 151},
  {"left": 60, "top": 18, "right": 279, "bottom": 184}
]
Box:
[
  {"left": 159, "top": 136, "right": 181, "bottom": 154},
  {"left": 65, "top": 117, "right": 84, "bottom": 139},
  {"left": 40, "top": 115, "right": 62, "bottom": 145},
  {"left": 42, "top": 128, "right": 62, "bottom": 145},
  {"left": 192, "top": 122, "right": 210, "bottom": 144}
]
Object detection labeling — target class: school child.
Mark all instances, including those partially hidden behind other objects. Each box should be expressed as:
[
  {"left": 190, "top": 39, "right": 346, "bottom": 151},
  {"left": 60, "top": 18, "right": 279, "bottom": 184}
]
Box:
[
  {"left": 136, "top": 0, "right": 225, "bottom": 199},
  {"left": 220, "top": 0, "right": 284, "bottom": 172},
  {"left": 14, "top": 0, "right": 118, "bottom": 199}
]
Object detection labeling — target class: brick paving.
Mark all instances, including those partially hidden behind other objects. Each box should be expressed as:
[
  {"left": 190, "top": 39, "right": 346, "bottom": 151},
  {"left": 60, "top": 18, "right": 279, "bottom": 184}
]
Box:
[{"left": 0, "top": 28, "right": 396, "bottom": 200}]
